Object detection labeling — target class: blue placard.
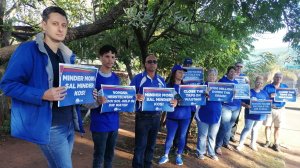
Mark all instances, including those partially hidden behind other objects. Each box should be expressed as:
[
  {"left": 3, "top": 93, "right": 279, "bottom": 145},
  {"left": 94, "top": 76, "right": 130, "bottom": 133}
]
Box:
[
  {"left": 249, "top": 100, "right": 272, "bottom": 114},
  {"left": 142, "top": 87, "right": 175, "bottom": 112},
  {"left": 101, "top": 85, "right": 136, "bottom": 113},
  {"left": 274, "top": 88, "right": 297, "bottom": 102},
  {"left": 182, "top": 67, "right": 204, "bottom": 85},
  {"left": 58, "top": 63, "right": 98, "bottom": 107},
  {"left": 178, "top": 85, "right": 207, "bottom": 106},
  {"left": 208, "top": 82, "right": 235, "bottom": 102},
  {"left": 234, "top": 84, "right": 250, "bottom": 99},
  {"left": 235, "top": 76, "right": 248, "bottom": 84}
]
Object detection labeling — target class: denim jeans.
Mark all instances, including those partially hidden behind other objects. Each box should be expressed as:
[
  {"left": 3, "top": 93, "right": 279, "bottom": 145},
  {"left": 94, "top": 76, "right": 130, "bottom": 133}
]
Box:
[
  {"left": 196, "top": 119, "right": 220, "bottom": 156},
  {"left": 239, "top": 119, "right": 262, "bottom": 145},
  {"left": 132, "top": 113, "right": 161, "bottom": 168},
  {"left": 92, "top": 131, "right": 118, "bottom": 168},
  {"left": 216, "top": 106, "right": 240, "bottom": 149},
  {"left": 39, "top": 122, "right": 74, "bottom": 168},
  {"left": 164, "top": 118, "right": 190, "bottom": 155}
]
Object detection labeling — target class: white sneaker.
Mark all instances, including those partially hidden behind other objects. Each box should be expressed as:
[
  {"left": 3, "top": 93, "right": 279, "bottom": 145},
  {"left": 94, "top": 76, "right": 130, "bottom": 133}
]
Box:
[
  {"left": 250, "top": 144, "right": 258, "bottom": 151},
  {"left": 236, "top": 145, "right": 244, "bottom": 151}
]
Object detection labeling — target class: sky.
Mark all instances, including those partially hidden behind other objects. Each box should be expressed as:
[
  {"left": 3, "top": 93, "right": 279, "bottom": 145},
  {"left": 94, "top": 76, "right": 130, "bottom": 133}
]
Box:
[{"left": 252, "top": 29, "right": 290, "bottom": 50}]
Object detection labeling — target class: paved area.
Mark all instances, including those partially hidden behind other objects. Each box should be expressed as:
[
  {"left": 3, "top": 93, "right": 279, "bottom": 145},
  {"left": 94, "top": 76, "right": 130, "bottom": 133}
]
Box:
[{"left": 281, "top": 100, "right": 300, "bottom": 168}]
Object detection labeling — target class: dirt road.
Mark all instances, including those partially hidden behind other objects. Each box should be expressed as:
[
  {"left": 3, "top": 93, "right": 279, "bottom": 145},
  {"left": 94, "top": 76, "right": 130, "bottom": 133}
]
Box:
[{"left": 0, "top": 101, "right": 299, "bottom": 168}]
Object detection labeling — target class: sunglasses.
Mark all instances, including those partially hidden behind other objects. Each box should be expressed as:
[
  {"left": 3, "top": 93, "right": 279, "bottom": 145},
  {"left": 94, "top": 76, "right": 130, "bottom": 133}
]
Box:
[
  {"left": 236, "top": 65, "right": 243, "bottom": 68},
  {"left": 146, "top": 60, "right": 157, "bottom": 64}
]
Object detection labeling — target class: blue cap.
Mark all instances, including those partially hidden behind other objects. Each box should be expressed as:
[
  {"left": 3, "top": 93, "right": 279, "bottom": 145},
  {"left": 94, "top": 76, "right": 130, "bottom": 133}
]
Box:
[
  {"left": 183, "top": 58, "right": 193, "bottom": 65},
  {"left": 172, "top": 64, "right": 187, "bottom": 73}
]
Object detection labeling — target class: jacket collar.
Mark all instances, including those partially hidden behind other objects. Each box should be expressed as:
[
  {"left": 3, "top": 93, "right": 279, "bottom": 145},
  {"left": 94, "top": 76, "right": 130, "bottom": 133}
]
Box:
[{"left": 34, "top": 32, "right": 73, "bottom": 59}]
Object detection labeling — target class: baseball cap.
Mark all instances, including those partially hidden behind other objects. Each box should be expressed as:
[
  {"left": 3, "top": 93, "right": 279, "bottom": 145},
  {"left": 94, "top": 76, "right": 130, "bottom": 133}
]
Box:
[
  {"left": 172, "top": 64, "right": 187, "bottom": 73},
  {"left": 183, "top": 58, "right": 193, "bottom": 65}
]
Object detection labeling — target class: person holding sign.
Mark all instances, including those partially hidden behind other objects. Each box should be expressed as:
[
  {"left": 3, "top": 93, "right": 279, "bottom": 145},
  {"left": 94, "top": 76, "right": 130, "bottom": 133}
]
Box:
[
  {"left": 236, "top": 76, "right": 269, "bottom": 151},
  {"left": 158, "top": 65, "right": 191, "bottom": 166},
  {"left": 230, "top": 61, "right": 249, "bottom": 143},
  {"left": 263, "top": 72, "right": 288, "bottom": 152},
  {"left": 88, "top": 45, "right": 121, "bottom": 168},
  {"left": 0, "top": 6, "right": 85, "bottom": 168},
  {"left": 215, "top": 66, "right": 241, "bottom": 155},
  {"left": 195, "top": 68, "right": 221, "bottom": 161},
  {"left": 130, "top": 54, "right": 177, "bottom": 168}
]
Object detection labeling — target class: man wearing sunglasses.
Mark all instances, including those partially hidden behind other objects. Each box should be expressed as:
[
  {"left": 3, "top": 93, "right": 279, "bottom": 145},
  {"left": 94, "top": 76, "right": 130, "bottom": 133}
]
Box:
[{"left": 130, "top": 54, "right": 177, "bottom": 168}]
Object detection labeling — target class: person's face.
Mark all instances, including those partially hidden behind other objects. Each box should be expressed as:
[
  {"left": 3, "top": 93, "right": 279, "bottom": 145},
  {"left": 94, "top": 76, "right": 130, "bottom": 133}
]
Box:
[
  {"left": 227, "top": 68, "right": 236, "bottom": 80},
  {"left": 235, "top": 63, "right": 243, "bottom": 74},
  {"left": 207, "top": 72, "right": 217, "bottom": 82},
  {"left": 255, "top": 79, "right": 264, "bottom": 89},
  {"left": 42, "top": 12, "right": 68, "bottom": 42},
  {"left": 175, "top": 70, "right": 184, "bottom": 81},
  {"left": 273, "top": 74, "right": 283, "bottom": 84},
  {"left": 145, "top": 55, "right": 157, "bottom": 72},
  {"left": 100, "top": 51, "right": 116, "bottom": 69}
]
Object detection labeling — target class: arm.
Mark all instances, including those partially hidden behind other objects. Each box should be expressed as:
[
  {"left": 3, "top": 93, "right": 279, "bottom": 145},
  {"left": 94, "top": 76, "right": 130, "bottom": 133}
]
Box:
[{"left": 0, "top": 44, "right": 45, "bottom": 105}]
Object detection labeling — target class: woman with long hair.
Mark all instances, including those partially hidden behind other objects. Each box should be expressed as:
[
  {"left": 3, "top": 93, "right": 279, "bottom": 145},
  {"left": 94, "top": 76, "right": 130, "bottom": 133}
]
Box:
[{"left": 158, "top": 64, "right": 192, "bottom": 166}]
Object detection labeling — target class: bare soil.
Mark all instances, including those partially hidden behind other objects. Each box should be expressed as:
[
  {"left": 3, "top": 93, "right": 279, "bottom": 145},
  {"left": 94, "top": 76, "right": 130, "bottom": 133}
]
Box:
[{"left": 0, "top": 112, "right": 296, "bottom": 168}]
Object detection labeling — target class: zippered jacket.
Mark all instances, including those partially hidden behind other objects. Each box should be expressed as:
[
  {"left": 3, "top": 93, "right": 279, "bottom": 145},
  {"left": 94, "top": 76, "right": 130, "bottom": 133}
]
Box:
[{"left": 0, "top": 33, "right": 84, "bottom": 145}]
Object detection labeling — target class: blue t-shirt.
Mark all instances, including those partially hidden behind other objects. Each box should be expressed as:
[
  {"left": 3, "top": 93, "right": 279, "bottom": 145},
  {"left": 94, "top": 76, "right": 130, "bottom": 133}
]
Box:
[
  {"left": 130, "top": 71, "right": 166, "bottom": 114},
  {"left": 166, "top": 84, "right": 191, "bottom": 120},
  {"left": 243, "top": 89, "right": 269, "bottom": 121},
  {"left": 90, "top": 71, "right": 121, "bottom": 132},
  {"left": 263, "top": 83, "right": 288, "bottom": 108},
  {"left": 219, "top": 76, "right": 241, "bottom": 111},
  {"left": 196, "top": 82, "right": 222, "bottom": 124}
]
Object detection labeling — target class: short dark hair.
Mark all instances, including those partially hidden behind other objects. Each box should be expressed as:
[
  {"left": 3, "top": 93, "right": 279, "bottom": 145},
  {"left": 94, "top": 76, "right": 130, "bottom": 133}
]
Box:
[
  {"left": 99, "top": 45, "right": 117, "bottom": 56},
  {"left": 226, "top": 66, "right": 236, "bottom": 74},
  {"left": 42, "top": 6, "right": 68, "bottom": 22}
]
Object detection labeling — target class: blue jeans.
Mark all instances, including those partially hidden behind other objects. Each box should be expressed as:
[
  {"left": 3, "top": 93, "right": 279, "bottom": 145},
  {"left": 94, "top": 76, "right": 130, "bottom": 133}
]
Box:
[
  {"left": 39, "top": 122, "right": 74, "bottom": 168},
  {"left": 92, "top": 131, "right": 118, "bottom": 168},
  {"left": 216, "top": 106, "right": 240, "bottom": 149},
  {"left": 164, "top": 118, "right": 190, "bottom": 155},
  {"left": 196, "top": 119, "right": 220, "bottom": 156},
  {"left": 239, "top": 119, "right": 262, "bottom": 145},
  {"left": 132, "top": 113, "right": 161, "bottom": 168}
]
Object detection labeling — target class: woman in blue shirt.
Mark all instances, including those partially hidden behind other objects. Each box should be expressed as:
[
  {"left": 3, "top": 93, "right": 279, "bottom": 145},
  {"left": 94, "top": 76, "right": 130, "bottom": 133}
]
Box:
[
  {"left": 195, "top": 68, "right": 221, "bottom": 161},
  {"left": 215, "top": 66, "right": 241, "bottom": 155},
  {"left": 158, "top": 65, "right": 191, "bottom": 166},
  {"left": 236, "top": 76, "right": 269, "bottom": 151}
]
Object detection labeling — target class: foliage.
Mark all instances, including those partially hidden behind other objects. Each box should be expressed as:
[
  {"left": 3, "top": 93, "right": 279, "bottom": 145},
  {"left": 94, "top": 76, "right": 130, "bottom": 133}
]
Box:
[
  {"left": 245, "top": 52, "right": 299, "bottom": 86},
  {"left": 2, "top": 0, "right": 300, "bottom": 76}
]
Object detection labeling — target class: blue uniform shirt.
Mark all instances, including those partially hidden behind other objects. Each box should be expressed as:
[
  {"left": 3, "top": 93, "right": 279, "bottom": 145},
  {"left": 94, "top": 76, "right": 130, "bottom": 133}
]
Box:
[
  {"left": 243, "top": 89, "right": 269, "bottom": 121},
  {"left": 130, "top": 71, "right": 166, "bottom": 114},
  {"left": 263, "top": 83, "right": 288, "bottom": 108},
  {"left": 166, "top": 84, "right": 191, "bottom": 120},
  {"left": 219, "top": 76, "right": 241, "bottom": 111},
  {"left": 90, "top": 71, "right": 121, "bottom": 132},
  {"left": 196, "top": 82, "right": 222, "bottom": 124}
]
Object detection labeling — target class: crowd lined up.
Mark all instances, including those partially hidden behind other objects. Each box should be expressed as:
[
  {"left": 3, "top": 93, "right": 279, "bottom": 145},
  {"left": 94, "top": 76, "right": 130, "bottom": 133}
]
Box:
[{"left": 0, "top": 6, "right": 289, "bottom": 168}]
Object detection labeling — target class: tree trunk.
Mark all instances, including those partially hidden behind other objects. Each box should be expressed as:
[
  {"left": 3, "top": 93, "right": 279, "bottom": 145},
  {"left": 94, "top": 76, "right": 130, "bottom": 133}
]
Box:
[
  {"left": 0, "top": 0, "right": 7, "bottom": 47},
  {"left": 133, "top": 28, "right": 148, "bottom": 65},
  {"left": 123, "top": 57, "right": 133, "bottom": 80}
]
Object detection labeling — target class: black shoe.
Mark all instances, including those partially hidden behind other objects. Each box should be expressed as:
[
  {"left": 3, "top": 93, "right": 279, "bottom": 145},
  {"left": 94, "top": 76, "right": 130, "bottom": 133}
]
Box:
[
  {"left": 272, "top": 144, "right": 281, "bottom": 152},
  {"left": 230, "top": 137, "right": 238, "bottom": 143},
  {"left": 263, "top": 141, "right": 271, "bottom": 148}
]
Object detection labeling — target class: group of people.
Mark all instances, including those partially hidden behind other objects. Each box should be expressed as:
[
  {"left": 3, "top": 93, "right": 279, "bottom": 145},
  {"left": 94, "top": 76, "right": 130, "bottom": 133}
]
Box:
[{"left": 0, "top": 6, "right": 289, "bottom": 168}]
